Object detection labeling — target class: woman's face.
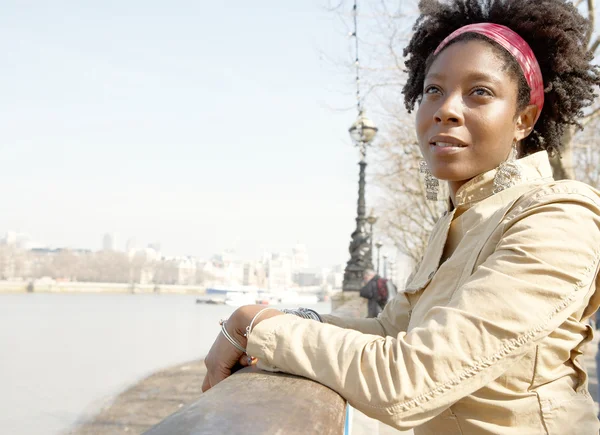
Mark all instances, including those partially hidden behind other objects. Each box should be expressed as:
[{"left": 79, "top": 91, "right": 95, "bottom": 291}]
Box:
[{"left": 416, "top": 39, "right": 526, "bottom": 194}]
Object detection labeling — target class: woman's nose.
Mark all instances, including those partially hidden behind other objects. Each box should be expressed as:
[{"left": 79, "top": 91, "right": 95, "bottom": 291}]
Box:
[{"left": 434, "top": 93, "right": 464, "bottom": 125}]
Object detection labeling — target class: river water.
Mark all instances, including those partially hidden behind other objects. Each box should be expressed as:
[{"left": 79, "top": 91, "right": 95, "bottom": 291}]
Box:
[{"left": 0, "top": 293, "right": 331, "bottom": 435}]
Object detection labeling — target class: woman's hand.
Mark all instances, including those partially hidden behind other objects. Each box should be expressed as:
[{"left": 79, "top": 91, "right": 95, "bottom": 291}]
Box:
[
  {"left": 201, "top": 320, "right": 250, "bottom": 392},
  {"left": 202, "top": 305, "right": 284, "bottom": 392}
]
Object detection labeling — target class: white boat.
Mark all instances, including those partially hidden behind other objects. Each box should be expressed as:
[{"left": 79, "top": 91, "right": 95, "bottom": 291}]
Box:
[{"left": 224, "top": 292, "right": 258, "bottom": 307}]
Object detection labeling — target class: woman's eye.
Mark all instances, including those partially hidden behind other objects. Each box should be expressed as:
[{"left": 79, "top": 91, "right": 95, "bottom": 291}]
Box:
[
  {"left": 472, "top": 87, "right": 492, "bottom": 97},
  {"left": 424, "top": 86, "right": 441, "bottom": 94}
]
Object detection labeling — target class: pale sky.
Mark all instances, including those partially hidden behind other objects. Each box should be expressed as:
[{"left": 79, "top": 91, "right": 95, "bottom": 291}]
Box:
[{"left": 0, "top": 1, "right": 400, "bottom": 268}]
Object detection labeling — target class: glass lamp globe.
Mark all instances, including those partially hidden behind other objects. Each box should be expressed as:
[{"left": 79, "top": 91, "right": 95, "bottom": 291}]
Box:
[{"left": 348, "top": 111, "right": 378, "bottom": 144}]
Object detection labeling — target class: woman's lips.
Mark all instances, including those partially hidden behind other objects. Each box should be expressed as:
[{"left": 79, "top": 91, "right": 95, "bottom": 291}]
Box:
[
  {"left": 429, "top": 142, "right": 468, "bottom": 154},
  {"left": 432, "top": 141, "right": 466, "bottom": 148}
]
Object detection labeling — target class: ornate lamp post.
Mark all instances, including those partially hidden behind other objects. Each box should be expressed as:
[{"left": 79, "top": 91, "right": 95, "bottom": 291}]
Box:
[
  {"left": 343, "top": 112, "right": 378, "bottom": 291},
  {"left": 375, "top": 240, "right": 383, "bottom": 275},
  {"left": 366, "top": 209, "right": 378, "bottom": 269},
  {"left": 383, "top": 254, "right": 388, "bottom": 278}
]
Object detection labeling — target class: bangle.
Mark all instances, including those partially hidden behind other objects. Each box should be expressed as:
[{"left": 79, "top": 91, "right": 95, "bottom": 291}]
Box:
[
  {"left": 281, "top": 307, "right": 322, "bottom": 322},
  {"left": 219, "top": 319, "right": 247, "bottom": 354},
  {"left": 244, "top": 307, "right": 281, "bottom": 338}
]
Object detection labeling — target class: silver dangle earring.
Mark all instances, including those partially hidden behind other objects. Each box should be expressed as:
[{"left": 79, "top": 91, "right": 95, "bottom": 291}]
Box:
[
  {"left": 420, "top": 160, "right": 439, "bottom": 201},
  {"left": 493, "top": 141, "right": 522, "bottom": 194}
]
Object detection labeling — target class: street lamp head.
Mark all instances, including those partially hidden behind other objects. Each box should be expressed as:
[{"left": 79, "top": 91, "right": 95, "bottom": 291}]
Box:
[
  {"left": 348, "top": 110, "right": 378, "bottom": 145},
  {"left": 375, "top": 241, "right": 383, "bottom": 249},
  {"left": 366, "top": 209, "right": 378, "bottom": 226}
]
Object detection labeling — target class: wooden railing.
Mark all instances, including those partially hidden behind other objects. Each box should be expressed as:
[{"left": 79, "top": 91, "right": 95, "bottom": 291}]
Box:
[{"left": 145, "top": 294, "right": 366, "bottom": 435}]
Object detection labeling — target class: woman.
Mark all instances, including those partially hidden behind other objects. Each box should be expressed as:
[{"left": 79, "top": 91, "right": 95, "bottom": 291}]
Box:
[{"left": 203, "top": 0, "right": 600, "bottom": 433}]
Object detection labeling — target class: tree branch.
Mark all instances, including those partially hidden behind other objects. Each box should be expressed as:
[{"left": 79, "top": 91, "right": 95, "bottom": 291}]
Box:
[
  {"left": 588, "top": 0, "right": 596, "bottom": 46},
  {"left": 581, "top": 105, "right": 600, "bottom": 126},
  {"left": 590, "top": 36, "right": 600, "bottom": 55}
]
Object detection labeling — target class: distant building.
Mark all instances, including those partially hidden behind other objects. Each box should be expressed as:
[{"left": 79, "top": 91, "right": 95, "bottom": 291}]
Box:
[
  {"left": 150, "top": 256, "right": 197, "bottom": 286},
  {"left": 102, "top": 233, "right": 118, "bottom": 251},
  {"left": 176, "top": 257, "right": 197, "bottom": 285},
  {"left": 225, "top": 262, "right": 244, "bottom": 285},
  {"left": 267, "top": 253, "right": 292, "bottom": 290},
  {"left": 243, "top": 262, "right": 257, "bottom": 286},
  {"left": 200, "top": 261, "right": 225, "bottom": 285},
  {"left": 293, "top": 267, "right": 326, "bottom": 287},
  {"left": 3, "top": 231, "right": 17, "bottom": 246},
  {"left": 252, "top": 261, "right": 268, "bottom": 288},
  {"left": 292, "top": 243, "right": 309, "bottom": 272},
  {"left": 1, "top": 232, "right": 32, "bottom": 249},
  {"left": 327, "top": 266, "right": 345, "bottom": 290},
  {"left": 148, "top": 242, "right": 161, "bottom": 254}
]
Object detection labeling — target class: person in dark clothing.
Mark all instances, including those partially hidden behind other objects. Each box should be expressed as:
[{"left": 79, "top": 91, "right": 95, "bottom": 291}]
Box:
[{"left": 359, "top": 269, "right": 387, "bottom": 318}]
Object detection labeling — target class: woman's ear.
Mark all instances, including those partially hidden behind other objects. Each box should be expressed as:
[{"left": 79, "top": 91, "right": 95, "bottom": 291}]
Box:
[{"left": 514, "top": 104, "right": 538, "bottom": 142}]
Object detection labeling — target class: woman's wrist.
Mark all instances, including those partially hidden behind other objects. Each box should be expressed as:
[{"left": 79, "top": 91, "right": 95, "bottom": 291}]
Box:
[{"left": 231, "top": 305, "right": 283, "bottom": 348}]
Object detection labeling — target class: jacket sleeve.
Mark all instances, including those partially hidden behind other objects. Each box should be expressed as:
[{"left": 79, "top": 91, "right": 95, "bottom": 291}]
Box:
[
  {"left": 359, "top": 278, "right": 377, "bottom": 299},
  {"left": 320, "top": 292, "right": 411, "bottom": 337},
  {"left": 247, "top": 191, "right": 600, "bottom": 430}
]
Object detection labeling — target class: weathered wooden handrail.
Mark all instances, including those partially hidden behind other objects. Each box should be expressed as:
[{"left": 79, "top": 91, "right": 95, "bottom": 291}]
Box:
[
  {"left": 145, "top": 293, "right": 366, "bottom": 435},
  {"left": 144, "top": 366, "right": 346, "bottom": 434}
]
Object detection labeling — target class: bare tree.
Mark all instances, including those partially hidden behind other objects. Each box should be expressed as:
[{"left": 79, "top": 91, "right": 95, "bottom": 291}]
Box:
[
  {"left": 328, "top": 0, "right": 600, "bottom": 262},
  {"left": 52, "top": 249, "right": 79, "bottom": 281},
  {"left": 0, "top": 246, "right": 9, "bottom": 279},
  {"left": 153, "top": 259, "right": 179, "bottom": 285},
  {"left": 573, "top": 120, "right": 600, "bottom": 189},
  {"left": 371, "top": 118, "right": 446, "bottom": 263},
  {"left": 325, "top": 1, "right": 435, "bottom": 260},
  {"left": 196, "top": 268, "right": 216, "bottom": 285},
  {"left": 87, "top": 251, "right": 130, "bottom": 283},
  {"left": 551, "top": 0, "right": 600, "bottom": 180}
]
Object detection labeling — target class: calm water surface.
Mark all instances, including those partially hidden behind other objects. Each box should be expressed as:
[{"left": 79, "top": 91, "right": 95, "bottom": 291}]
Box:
[{"left": 0, "top": 293, "right": 331, "bottom": 435}]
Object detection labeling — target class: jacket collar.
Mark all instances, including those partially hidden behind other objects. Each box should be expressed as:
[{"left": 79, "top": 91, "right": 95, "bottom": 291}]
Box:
[{"left": 453, "top": 151, "right": 554, "bottom": 208}]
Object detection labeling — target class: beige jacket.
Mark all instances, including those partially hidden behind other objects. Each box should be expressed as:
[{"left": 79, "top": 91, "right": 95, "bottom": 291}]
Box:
[{"left": 247, "top": 151, "right": 600, "bottom": 434}]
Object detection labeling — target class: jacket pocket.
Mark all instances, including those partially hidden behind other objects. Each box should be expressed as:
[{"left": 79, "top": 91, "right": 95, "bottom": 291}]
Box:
[
  {"left": 417, "top": 408, "right": 464, "bottom": 435},
  {"left": 537, "top": 386, "right": 599, "bottom": 434}
]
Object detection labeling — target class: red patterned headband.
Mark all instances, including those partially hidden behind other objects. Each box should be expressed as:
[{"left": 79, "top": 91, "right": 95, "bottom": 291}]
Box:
[{"left": 434, "top": 23, "right": 544, "bottom": 123}]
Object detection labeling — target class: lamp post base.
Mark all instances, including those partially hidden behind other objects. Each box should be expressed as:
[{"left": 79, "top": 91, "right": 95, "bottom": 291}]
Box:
[
  {"left": 342, "top": 159, "right": 372, "bottom": 293},
  {"left": 331, "top": 290, "right": 367, "bottom": 313},
  {"left": 342, "top": 265, "right": 366, "bottom": 292}
]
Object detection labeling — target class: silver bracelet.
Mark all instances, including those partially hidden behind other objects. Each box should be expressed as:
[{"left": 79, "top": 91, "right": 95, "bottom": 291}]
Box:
[
  {"left": 281, "top": 307, "right": 322, "bottom": 322},
  {"left": 219, "top": 319, "right": 247, "bottom": 354},
  {"left": 245, "top": 307, "right": 281, "bottom": 338}
]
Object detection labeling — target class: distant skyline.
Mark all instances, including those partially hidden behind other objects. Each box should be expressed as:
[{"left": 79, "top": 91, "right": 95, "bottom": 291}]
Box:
[
  {"left": 0, "top": 1, "right": 403, "bottom": 267},
  {"left": 1, "top": 228, "right": 341, "bottom": 270}
]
